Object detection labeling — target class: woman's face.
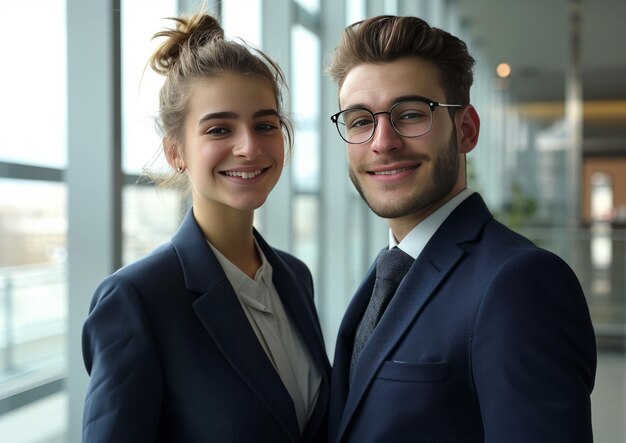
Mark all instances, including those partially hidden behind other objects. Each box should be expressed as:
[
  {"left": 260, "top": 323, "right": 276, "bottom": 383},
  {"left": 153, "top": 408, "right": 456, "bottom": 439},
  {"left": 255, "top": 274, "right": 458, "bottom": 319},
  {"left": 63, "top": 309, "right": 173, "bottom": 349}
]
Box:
[{"left": 177, "top": 74, "right": 285, "bottom": 215}]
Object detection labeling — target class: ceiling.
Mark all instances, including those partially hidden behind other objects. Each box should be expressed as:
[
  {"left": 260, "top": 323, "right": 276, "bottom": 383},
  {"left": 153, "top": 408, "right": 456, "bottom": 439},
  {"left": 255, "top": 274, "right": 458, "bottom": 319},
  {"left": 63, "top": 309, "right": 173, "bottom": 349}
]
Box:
[{"left": 455, "top": 0, "right": 626, "bottom": 104}]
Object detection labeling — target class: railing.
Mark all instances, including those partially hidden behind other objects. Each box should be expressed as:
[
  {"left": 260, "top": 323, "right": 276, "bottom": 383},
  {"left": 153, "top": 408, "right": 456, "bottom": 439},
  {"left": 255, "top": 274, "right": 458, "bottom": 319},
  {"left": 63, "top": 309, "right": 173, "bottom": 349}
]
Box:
[
  {"left": 518, "top": 224, "right": 626, "bottom": 348},
  {"left": 0, "top": 262, "right": 66, "bottom": 413}
]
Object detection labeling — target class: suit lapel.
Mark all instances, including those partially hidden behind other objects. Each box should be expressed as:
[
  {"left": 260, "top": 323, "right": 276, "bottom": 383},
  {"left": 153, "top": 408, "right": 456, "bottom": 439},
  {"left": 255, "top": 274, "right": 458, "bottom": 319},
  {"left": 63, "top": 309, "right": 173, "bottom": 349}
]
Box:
[
  {"left": 171, "top": 210, "right": 300, "bottom": 441},
  {"left": 254, "top": 230, "right": 331, "bottom": 384},
  {"left": 336, "top": 193, "right": 493, "bottom": 441},
  {"left": 329, "top": 262, "right": 376, "bottom": 439},
  {"left": 253, "top": 230, "right": 331, "bottom": 440},
  {"left": 337, "top": 246, "right": 465, "bottom": 439}
]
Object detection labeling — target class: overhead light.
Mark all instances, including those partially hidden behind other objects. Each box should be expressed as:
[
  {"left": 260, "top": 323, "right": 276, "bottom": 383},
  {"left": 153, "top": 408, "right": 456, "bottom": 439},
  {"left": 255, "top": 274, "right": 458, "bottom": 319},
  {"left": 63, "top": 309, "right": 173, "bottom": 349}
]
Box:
[{"left": 496, "top": 62, "right": 511, "bottom": 78}]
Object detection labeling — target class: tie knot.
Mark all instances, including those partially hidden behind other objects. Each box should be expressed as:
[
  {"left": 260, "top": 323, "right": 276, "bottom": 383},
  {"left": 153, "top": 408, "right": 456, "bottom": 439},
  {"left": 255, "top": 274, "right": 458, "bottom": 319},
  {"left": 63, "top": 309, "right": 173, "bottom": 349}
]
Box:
[{"left": 375, "top": 247, "right": 414, "bottom": 284}]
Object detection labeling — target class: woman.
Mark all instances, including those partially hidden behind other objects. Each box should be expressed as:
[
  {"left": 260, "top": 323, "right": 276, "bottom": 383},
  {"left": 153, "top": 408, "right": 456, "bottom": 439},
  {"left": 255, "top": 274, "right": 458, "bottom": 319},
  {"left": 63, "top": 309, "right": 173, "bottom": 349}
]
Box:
[{"left": 82, "top": 12, "right": 330, "bottom": 442}]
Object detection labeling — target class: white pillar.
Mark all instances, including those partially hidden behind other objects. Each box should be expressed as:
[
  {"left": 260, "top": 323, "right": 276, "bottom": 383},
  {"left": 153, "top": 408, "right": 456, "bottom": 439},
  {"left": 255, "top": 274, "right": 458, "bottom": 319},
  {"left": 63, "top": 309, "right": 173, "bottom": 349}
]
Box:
[
  {"left": 320, "top": 0, "right": 350, "bottom": 358},
  {"left": 67, "top": 0, "right": 121, "bottom": 441}
]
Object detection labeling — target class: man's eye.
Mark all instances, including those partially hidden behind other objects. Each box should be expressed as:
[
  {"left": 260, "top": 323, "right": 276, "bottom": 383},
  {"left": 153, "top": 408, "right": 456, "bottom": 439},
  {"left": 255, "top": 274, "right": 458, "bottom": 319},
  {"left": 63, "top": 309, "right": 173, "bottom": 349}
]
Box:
[
  {"left": 397, "top": 111, "right": 427, "bottom": 120},
  {"left": 350, "top": 118, "right": 374, "bottom": 129}
]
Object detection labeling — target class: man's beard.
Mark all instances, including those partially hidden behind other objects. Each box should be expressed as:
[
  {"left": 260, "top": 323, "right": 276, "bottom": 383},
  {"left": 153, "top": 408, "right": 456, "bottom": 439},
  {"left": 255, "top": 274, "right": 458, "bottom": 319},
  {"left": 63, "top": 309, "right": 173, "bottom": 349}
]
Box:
[{"left": 349, "top": 131, "right": 460, "bottom": 219}]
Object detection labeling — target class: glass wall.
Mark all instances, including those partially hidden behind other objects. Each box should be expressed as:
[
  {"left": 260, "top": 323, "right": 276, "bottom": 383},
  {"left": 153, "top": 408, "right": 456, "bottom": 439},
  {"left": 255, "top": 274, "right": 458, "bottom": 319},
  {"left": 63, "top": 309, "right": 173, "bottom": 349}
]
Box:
[
  {"left": 121, "top": 0, "right": 184, "bottom": 265},
  {"left": 291, "top": 22, "right": 322, "bottom": 285},
  {"left": 0, "top": 0, "right": 68, "bottom": 427}
]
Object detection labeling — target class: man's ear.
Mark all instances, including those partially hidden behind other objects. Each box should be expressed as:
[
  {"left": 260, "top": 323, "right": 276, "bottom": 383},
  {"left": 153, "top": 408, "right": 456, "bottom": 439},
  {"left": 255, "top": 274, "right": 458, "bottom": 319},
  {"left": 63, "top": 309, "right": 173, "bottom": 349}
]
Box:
[
  {"left": 455, "top": 105, "right": 480, "bottom": 154},
  {"left": 164, "top": 136, "right": 184, "bottom": 170}
]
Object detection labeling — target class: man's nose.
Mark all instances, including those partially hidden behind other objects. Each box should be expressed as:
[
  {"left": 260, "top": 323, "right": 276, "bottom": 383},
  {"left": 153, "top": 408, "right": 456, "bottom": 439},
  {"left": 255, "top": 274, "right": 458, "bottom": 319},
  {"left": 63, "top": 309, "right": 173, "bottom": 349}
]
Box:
[{"left": 370, "top": 114, "right": 403, "bottom": 154}]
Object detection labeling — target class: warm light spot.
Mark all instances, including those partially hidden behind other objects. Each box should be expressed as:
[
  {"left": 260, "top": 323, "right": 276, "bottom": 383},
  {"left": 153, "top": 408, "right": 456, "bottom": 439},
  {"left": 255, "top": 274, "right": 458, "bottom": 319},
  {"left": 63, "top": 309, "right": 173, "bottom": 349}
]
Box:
[{"left": 496, "top": 63, "right": 511, "bottom": 78}]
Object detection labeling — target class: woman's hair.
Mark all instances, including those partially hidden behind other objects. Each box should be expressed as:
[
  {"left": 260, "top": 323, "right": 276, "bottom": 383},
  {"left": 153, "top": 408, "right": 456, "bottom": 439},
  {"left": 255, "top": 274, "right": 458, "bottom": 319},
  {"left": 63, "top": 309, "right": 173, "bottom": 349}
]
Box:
[
  {"left": 147, "top": 12, "right": 292, "bottom": 188},
  {"left": 326, "top": 15, "right": 475, "bottom": 106}
]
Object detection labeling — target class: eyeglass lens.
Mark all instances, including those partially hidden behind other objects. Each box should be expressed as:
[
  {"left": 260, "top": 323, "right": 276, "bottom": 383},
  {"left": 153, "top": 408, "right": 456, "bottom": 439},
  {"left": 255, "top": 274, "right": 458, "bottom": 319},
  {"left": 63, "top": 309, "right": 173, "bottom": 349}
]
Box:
[{"left": 336, "top": 100, "right": 433, "bottom": 143}]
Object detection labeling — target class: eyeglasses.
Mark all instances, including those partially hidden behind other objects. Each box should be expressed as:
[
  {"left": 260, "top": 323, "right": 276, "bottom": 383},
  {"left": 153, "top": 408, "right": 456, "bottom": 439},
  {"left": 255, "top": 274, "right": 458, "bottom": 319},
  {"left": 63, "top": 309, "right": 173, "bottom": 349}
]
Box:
[{"left": 330, "top": 98, "right": 462, "bottom": 144}]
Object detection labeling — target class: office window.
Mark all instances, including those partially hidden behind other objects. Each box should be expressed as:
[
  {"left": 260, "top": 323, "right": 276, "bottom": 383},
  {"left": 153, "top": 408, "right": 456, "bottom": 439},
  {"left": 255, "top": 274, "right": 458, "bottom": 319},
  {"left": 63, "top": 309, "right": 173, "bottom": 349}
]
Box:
[
  {"left": 291, "top": 24, "right": 321, "bottom": 193},
  {"left": 222, "top": 0, "right": 261, "bottom": 46},
  {"left": 347, "top": 195, "right": 368, "bottom": 293},
  {"left": 122, "top": 186, "right": 185, "bottom": 264},
  {"left": 293, "top": 195, "right": 320, "bottom": 281},
  {"left": 295, "top": 0, "right": 319, "bottom": 14},
  {"left": 346, "top": 0, "right": 366, "bottom": 24},
  {"left": 121, "top": 0, "right": 176, "bottom": 175},
  {"left": 291, "top": 23, "right": 321, "bottom": 283},
  {"left": 0, "top": 1, "right": 67, "bottom": 168},
  {"left": 0, "top": 179, "right": 67, "bottom": 395},
  {"left": 0, "top": 0, "right": 67, "bottom": 408},
  {"left": 121, "top": 0, "right": 183, "bottom": 265}
]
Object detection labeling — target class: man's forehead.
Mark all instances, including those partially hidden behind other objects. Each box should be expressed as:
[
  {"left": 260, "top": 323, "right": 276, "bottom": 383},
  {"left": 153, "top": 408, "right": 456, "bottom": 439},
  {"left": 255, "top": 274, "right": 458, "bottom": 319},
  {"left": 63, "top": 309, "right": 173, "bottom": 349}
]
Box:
[{"left": 339, "top": 59, "right": 444, "bottom": 108}]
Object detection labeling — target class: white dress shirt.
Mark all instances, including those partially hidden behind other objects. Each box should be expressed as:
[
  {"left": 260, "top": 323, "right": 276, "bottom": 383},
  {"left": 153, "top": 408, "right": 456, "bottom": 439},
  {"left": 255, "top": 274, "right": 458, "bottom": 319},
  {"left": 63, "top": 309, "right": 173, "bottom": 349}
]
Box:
[
  {"left": 389, "top": 188, "right": 475, "bottom": 258},
  {"left": 208, "top": 239, "right": 321, "bottom": 433}
]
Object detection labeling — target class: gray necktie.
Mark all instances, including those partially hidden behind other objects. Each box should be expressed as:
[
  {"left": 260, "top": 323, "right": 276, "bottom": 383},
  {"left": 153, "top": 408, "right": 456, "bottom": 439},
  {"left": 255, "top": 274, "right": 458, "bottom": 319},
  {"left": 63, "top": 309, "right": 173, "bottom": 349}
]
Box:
[{"left": 349, "top": 247, "right": 414, "bottom": 385}]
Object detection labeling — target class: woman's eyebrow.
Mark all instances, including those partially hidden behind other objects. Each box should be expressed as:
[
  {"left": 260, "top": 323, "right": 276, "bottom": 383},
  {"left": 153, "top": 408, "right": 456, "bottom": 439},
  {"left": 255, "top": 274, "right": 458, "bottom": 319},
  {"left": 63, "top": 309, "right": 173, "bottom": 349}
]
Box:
[
  {"left": 198, "top": 109, "right": 278, "bottom": 125},
  {"left": 253, "top": 109, "right": 279, "bottom": 119},
  {"left": 198, "top": 111, "right": 238, "bottom": 125}
]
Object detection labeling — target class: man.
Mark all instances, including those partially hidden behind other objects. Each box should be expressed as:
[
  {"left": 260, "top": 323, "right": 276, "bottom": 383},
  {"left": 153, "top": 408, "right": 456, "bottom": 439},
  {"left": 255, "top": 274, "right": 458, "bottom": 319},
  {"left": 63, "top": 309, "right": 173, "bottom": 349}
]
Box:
[{"left": 326, "top": 15, "right": 596, "bottom": 442}]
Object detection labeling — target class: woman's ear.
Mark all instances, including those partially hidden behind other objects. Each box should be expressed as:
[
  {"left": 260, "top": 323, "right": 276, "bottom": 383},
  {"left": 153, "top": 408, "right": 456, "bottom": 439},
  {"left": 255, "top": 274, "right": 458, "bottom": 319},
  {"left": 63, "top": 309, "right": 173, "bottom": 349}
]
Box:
[
  {"left": 164, "top": 136, "right": 184, "bottom": 171},
  {"left": 455, "top": 105, "right": 480, "bottom": 154}
]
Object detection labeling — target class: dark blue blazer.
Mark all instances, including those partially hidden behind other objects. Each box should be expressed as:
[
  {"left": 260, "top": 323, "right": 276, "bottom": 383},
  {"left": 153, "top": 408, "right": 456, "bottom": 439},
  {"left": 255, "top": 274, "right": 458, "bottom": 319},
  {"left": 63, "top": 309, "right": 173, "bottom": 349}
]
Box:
[
  {"left": 329, "top": 193, "right": 596, "bottom": 442},
  {"left": 83, "top": 209, "right": 330, "bottom": 442}
]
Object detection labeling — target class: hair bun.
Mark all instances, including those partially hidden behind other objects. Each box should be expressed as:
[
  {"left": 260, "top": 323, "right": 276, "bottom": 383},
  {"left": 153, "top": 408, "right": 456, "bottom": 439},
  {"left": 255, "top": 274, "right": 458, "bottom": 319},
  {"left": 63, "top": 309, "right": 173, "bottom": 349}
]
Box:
[{"left": 149, "top": 14, "right": 224, "bottom": 75}]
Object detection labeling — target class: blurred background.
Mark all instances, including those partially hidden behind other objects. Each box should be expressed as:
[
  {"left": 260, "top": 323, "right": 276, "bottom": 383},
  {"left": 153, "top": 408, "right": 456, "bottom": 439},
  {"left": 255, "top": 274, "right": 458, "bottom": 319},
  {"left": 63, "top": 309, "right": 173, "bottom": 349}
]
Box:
[{"left": 0, "top": 0, "right": 624, "bottom": 441}]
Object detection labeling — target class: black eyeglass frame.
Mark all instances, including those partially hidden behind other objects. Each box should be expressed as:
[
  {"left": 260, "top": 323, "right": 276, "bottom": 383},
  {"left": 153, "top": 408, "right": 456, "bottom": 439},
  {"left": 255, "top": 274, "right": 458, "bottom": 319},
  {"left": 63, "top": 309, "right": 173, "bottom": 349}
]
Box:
[{"left": 330, "top": 97, "right": 463, "bottom": 144}]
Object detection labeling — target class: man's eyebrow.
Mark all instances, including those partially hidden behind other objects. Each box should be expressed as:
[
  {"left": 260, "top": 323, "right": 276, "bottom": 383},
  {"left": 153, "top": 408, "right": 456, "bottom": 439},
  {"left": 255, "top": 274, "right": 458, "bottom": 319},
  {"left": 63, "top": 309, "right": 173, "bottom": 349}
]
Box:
[
  {"left": 393, "top": 94, "right": 430, "bottom": 103},
  {"left": 341, "top": 95, "right": 431, "bottom": 111}
]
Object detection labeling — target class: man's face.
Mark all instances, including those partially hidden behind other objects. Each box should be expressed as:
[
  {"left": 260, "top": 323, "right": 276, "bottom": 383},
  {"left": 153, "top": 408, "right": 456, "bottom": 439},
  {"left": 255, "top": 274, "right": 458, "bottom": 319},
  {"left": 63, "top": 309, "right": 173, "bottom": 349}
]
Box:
[{"left": 339, "top": 57, "right": 466, "bottom": 229}]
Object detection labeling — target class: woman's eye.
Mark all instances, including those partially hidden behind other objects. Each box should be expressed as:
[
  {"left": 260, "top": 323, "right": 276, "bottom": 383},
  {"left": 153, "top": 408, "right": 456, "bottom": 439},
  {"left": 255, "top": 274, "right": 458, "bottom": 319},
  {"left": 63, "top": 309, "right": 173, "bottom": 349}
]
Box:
[
  {"left": 205, "top": 126, "right": 230, "bottom": 136},
  {"left": 256, "top": 122, "right": 279, "bottom": 132}
]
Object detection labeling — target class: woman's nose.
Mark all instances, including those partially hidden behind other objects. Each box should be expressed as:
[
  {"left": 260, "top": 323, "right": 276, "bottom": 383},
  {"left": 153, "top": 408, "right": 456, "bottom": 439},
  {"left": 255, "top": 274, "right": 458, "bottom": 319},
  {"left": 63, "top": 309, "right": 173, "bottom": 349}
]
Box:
[{"left": 232, "top": 130, "right": 262, "bottom": 159}]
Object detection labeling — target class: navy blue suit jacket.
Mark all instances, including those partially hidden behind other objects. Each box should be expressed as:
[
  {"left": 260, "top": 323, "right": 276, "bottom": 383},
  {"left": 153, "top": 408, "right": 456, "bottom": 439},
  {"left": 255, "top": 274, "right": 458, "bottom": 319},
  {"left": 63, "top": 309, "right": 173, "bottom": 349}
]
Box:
[
  {"left": 329, "top": 193, "right": 596, "bottom": 442},
  {"left": 83, "top": 209, "right": 330, "bottom": 442}
]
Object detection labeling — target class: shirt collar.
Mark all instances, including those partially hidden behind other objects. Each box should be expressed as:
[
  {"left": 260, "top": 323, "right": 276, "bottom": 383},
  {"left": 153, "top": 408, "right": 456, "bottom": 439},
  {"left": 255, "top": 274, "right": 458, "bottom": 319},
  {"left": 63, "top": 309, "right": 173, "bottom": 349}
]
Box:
[
  {"left": 207, "top": 237, "right": 273, "bottom": 293},
  {"left": 389, "top": 188, "right": 475, "bottom": 259}
]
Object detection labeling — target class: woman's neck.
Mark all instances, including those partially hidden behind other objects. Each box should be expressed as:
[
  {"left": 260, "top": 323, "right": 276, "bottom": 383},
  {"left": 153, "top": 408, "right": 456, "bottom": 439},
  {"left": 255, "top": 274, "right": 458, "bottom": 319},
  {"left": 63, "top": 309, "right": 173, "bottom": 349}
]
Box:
[{"left": 192, "top": 203, "right": 262, "bottom": 279}]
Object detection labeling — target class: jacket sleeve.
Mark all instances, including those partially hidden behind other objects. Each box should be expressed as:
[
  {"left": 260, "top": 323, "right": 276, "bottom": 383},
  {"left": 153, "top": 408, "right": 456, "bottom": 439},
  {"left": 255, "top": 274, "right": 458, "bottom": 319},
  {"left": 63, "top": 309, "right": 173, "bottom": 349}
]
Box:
[
  {"left": 82, "top": 274, "right": 163, "bottom": 442},
  {"left": 472, "top": 248, "right": 596, "bottom": 442}
]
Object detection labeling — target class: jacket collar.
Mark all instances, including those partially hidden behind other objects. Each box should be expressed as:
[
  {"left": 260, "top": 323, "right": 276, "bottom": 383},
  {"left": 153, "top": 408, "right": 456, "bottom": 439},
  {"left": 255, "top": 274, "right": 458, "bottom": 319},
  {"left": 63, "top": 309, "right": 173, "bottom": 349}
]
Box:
[
  {"left": 333, "top": 193, "right": 493, "bottom": 441},
  {"left": 171, "top": 209, "right": 329, "bottom": 441}
]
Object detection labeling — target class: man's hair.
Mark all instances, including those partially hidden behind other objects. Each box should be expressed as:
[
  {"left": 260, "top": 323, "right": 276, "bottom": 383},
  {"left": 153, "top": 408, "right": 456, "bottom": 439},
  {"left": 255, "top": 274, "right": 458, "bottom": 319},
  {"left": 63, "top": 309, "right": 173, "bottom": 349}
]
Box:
[{"left": 327, "top": 15, "right": 476, "bottom": 105}]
